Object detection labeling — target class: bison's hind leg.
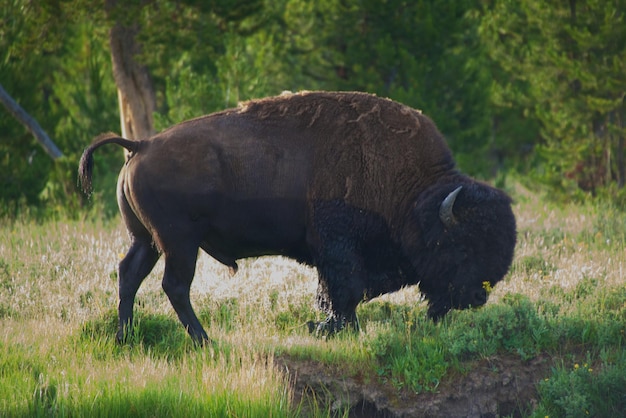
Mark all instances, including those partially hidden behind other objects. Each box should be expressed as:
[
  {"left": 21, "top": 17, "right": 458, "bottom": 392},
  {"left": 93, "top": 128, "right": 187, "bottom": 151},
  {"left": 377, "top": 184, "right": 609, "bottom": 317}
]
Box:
[
  {"left": 117, "top": 239, "right": 160, "bottom": 343},
  {"left": 160, "top": 240, "right": 209, "bottom": 344},
  {"left": 116, "top": 177, "right": 160, "bottom": 343}
]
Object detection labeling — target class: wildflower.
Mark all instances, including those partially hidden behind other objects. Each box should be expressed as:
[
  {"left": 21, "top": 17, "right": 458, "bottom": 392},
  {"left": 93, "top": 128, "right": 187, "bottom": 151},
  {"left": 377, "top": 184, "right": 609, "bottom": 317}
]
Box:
[
  {"left": 482, "top": 281, "right": 493, "bottom": 294},
  {"left": 574, "top": 363, "right": 579, "bottom": 370}
]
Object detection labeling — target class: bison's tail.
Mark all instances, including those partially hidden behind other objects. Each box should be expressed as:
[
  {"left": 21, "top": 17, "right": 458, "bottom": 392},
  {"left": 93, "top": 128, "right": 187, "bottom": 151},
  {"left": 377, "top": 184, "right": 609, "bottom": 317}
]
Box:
[{"left": 78, "top": 133, "right": 140, "bottom": 196}]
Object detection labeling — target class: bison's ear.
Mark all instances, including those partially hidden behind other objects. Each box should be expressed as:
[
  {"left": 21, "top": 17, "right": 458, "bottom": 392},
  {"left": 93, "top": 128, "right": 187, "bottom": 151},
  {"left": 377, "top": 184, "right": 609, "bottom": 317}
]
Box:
[{"left": 439, "top": 186, "right": 462, "bottom": 228}]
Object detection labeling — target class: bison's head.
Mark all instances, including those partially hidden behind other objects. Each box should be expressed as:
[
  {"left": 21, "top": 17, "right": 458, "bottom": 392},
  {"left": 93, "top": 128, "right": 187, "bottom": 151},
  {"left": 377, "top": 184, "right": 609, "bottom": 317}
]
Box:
[{"left": 409, "top": 181, "right": 517, "bottom": 320}]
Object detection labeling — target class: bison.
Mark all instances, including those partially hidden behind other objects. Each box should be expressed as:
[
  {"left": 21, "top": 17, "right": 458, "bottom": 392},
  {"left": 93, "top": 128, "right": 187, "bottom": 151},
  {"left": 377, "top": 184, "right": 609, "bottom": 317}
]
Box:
[{"left": 78, "top": 91, "right": 516, "bottom": 344}]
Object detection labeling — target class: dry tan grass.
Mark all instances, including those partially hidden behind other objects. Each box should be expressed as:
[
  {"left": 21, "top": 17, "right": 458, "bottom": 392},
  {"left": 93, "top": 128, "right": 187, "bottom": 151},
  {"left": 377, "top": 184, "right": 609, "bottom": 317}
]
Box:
[
  {"left": 493, "top": 193, "right": 626, "bottom": 306},
  {"left": 1, "top": 190, "right": 624, "bottom": 333}
]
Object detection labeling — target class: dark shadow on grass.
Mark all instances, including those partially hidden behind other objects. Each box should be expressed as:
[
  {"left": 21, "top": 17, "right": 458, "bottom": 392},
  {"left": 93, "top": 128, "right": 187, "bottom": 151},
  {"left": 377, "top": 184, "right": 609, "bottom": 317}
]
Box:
[{"left": 77, "top": 309, "right": 230, "bottom": 360}]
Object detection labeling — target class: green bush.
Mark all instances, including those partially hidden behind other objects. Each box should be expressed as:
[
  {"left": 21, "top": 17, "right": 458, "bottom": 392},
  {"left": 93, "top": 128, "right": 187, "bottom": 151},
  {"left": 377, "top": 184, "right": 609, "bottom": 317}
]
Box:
[{"left": 532, "top": 352, "right": 626, "bottom": 418}]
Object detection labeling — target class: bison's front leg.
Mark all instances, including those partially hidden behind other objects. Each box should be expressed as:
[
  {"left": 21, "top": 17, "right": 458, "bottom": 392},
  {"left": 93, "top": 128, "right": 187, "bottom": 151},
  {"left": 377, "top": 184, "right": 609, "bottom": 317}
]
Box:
[
  {"left": 117, "top": 239, "right": 160, "bottom": 343},
  {"left": 309, "top": 203, "right": 370, "bottom": 337},
  {"left": 310, "top": 256, "right": 364, "bottom": 337}
]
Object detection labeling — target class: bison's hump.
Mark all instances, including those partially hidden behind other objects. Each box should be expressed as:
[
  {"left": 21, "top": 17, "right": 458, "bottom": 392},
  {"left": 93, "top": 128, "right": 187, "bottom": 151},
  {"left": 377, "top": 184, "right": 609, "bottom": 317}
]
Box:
[{"left": 236, "top": 91, "right": 424, "bottom": 136}]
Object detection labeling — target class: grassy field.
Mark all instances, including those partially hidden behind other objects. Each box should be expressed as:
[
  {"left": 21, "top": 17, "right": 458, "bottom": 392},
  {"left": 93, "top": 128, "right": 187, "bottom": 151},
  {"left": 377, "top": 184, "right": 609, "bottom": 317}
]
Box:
[{"left": 1, "top": 188, "right": 625, "bottom": 417}]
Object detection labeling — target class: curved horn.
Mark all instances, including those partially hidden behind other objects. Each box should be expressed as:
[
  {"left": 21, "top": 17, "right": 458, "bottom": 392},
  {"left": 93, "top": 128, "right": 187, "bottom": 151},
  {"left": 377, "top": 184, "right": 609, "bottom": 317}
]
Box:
[{"left": 439, "top": 186, "right": 463, "bottom": 227}]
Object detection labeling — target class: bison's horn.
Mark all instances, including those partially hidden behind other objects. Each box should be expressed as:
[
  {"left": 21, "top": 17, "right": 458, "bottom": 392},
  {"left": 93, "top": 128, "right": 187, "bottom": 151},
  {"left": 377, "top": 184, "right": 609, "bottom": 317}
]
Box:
[{"left": 439, "top": 186, "right": 463, "bottom": 227}]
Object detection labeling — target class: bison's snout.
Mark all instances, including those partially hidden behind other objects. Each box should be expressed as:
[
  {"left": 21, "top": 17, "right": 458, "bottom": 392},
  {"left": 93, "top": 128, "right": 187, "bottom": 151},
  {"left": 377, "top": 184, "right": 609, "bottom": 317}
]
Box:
[
  {"left": 456, "top": 287, "right": 489, "bottom": 310},
  {"left": 466, "top": 288, "right": 487, "bottom": 308},
  {"left": 471, "top": 288, "right": 488, "bottom": 306}
]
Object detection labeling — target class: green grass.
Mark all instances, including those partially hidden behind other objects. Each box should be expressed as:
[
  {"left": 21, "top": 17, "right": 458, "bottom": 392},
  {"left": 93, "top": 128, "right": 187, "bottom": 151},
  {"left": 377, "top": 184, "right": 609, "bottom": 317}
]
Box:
[{"left": 1, "top": 188, "right": 625, "bottom": 416}]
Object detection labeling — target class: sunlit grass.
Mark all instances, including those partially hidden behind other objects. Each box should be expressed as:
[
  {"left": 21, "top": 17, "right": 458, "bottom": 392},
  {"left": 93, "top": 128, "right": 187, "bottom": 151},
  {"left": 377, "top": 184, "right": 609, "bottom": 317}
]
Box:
[
  {"left": 1, "top": 317, "right": 295, "bottom": 417},
  {"left": 1, "top": 185, "right": 625, "bottom": 416}
]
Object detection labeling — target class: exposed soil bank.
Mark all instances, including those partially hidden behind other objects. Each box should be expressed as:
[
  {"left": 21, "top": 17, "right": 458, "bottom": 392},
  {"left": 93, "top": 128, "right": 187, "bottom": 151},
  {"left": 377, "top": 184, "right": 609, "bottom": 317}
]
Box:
[{"left": 278, "top": 353, "right": 552, "bottom": 417}]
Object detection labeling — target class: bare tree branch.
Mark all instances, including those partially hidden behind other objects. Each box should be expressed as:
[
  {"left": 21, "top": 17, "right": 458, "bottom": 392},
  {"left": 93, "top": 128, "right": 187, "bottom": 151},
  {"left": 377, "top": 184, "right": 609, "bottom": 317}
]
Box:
[{"left": 0, "top": 83, "right": 63, "bottom": 160}]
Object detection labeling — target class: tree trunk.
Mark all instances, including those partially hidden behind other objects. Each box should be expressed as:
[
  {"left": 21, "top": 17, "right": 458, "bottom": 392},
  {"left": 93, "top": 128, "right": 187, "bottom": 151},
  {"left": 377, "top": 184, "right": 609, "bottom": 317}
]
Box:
[
  {"left": 618, "top": 108, "right": 625, "bottom": 189},
  {"left": 0, "top": 83, "right": 63, "bottom": 160},
  {"left": 108, "top": 20, "right": 156, "bottom": 141}
]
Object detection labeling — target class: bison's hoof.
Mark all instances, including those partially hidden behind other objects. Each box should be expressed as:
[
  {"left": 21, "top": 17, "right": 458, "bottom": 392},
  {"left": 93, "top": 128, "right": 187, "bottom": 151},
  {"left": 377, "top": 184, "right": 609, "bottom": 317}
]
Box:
[
  {"left": 309, "top": 320, "right": 338, "bottom": 338},
  {"left": 307, "top": 316, "right": 360, "bottom": 338},
  {"left": 306, "top": 320, "right": 334, "bottom": 337},
  {"left": 116, "top": 330, "right": 130, "bottom": 345}
]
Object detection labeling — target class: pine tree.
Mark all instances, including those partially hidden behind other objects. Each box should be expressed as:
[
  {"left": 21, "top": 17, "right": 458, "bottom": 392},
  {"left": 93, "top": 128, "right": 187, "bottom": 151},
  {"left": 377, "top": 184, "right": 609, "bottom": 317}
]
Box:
[{"left": 479, "top": 0, "right": 626, "bottom": 197}]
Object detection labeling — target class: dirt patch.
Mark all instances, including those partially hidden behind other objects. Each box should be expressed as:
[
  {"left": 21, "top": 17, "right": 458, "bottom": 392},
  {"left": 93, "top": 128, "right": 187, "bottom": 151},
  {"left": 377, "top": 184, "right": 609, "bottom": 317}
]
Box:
[{"left": 277, "top": 353, "right": 553, "bottom": 417}]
